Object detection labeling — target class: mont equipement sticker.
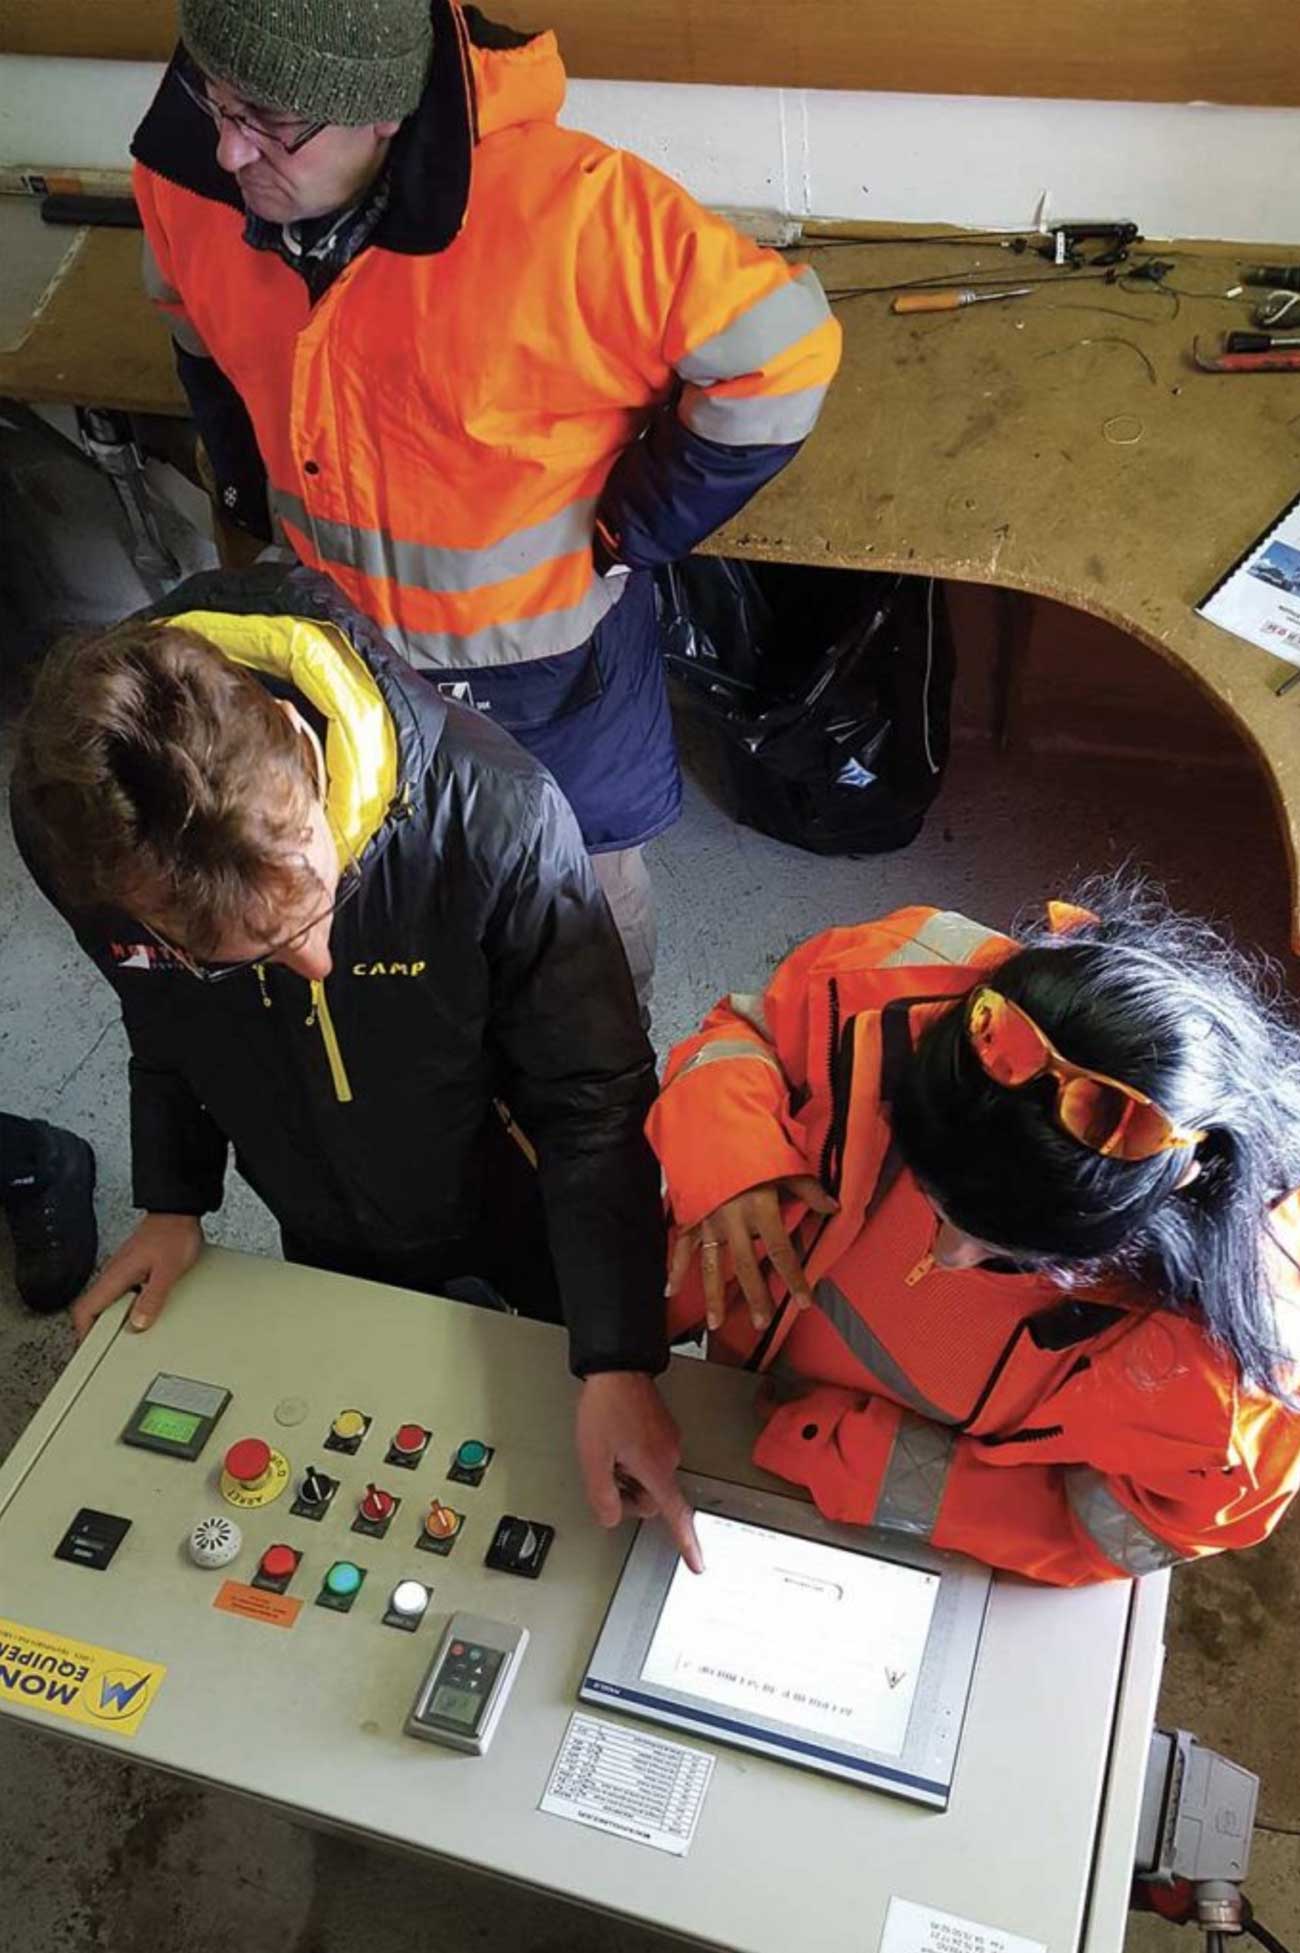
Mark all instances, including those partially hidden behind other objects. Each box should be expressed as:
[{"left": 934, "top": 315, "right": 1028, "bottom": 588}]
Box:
[{"left": 0, "top": 1618, "right": 166, "bottom": 1738}]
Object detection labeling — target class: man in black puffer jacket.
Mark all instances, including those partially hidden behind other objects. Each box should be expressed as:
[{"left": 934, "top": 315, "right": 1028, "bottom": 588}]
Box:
[{"left": 12, "top": 563, "right": 697, "bottom": 1565}]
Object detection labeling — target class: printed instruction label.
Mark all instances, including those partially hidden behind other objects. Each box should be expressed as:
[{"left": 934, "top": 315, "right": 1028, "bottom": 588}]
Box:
[
  {"left": 214, "top": 1581, "right": 303, "bottom": 1629},
  {"left": 540, "top": 1712, "right": 714, "bottom": 1855},
  {"left": 880, "top": 1898, "right": 1048, "bottom": 1953},
  {"left": 0, "top": 1618, "right": 166, "bottom": 1739}
]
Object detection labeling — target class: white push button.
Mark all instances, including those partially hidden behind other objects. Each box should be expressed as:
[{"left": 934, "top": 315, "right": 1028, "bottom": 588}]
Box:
[{"left": 391, "top": 1579, "right": 430, "bottom": 1621}]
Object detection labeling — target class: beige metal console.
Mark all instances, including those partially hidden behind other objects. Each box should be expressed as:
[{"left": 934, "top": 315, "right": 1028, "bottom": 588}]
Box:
[{"left": 0, "top": 1248, "right": 1165, "bottom": 1952}]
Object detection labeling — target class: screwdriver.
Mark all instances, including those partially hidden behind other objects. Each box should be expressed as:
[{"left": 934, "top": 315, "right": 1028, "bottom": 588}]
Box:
[
  {"left": 892, "top": 285, "right": 1036, "bottom": 315},
  {"left": 1226, "top": 330, "right": 1300, "bottom": 353}
]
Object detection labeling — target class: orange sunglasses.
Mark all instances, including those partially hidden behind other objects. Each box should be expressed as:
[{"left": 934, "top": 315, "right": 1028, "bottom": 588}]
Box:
[{"left": 964, "top": 986, "right": 1207, "bottom": 1162}]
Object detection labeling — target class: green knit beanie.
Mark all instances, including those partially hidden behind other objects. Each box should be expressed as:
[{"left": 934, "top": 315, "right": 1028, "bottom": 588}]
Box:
[{"left": 180, "top": 0, "right": 433, "bottom": 126}]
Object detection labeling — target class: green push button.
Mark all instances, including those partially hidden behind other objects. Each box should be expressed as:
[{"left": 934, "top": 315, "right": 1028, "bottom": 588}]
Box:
[
  {"left": 325, "top": 1560, "right": 363, "bottom": 1598},
  {"left": 456, "top": 1440, "right": 488, "bottom": 1470}
]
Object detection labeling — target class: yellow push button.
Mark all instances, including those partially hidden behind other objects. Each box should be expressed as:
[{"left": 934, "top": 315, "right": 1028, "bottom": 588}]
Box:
[{"left": 331, "top": 1409, "right": 367, "bottom": 1442}]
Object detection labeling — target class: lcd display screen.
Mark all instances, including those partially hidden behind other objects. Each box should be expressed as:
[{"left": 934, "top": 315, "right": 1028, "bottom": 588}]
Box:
[{"left": 138, "top": 1404, "right": 204, "bottom": 1445}]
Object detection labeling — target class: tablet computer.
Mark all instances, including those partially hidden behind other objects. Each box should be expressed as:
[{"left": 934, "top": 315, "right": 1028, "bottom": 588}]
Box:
[{"left": 580, "top": 1473, "right": 990, "bottom": 1808}]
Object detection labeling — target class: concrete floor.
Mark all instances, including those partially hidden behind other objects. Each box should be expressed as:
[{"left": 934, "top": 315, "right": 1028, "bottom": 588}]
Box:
[{"left": 2, "top": 680, "right": 1299, "bottom": 1950}]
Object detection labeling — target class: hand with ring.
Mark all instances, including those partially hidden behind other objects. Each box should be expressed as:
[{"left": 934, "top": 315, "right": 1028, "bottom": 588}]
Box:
[{"left": 667, "top": 1175, "right": 839, "bottom": 1333}]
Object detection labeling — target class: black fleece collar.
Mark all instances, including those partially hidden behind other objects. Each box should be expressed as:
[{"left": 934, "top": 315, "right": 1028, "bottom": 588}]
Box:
[{"left": 131, "top": 0, "right": 479, "bottom": 259}]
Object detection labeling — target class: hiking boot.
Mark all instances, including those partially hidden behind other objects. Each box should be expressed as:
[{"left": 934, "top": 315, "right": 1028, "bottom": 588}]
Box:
[{"left": 3, "top": 1120, "right": 98, "bottom": 1313}]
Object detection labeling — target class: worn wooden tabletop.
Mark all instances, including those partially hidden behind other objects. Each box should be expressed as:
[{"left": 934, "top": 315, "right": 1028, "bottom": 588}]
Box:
[{"left": 4, "top": 222, "right": 1299, "bottom": 939}]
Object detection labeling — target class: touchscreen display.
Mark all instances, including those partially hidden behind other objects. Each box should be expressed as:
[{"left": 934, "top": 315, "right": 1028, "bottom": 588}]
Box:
[{"left": 640, "top": 1512, "right": 939, "bottom": 1757}]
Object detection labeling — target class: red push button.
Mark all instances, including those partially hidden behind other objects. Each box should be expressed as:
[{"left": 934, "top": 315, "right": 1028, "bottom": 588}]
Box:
[
  {"left": 392, "top": 1423, "right": 426, "bottom": 1456},
  {"left": 259, "top": 1544, "right": 297, "bottom": 1581},
  {"left": 361, "top": 1484, "right": 396, "bottom": 1523},
  {"left": 225, "top": 1438, "right": 272, "bottom": 1485}
]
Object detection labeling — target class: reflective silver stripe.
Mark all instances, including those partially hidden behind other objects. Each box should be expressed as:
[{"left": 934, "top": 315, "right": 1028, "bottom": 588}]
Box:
[
  {"left": 879, "top": 910, "right": 1001, "bottom": 969},
  {"left": 814, "top": 1279, "right": 957, "bottom": 1424},
  {"left": 141, "top": 237, "right": 209, "bottom": 356},
  {"left": 273, "top": 490, "right": 598, "bottom": 598},
  {"left": 681, "top": 383, "right": 829, "bottom": 447},
  {"left": 1065, "top": 1468, "right": 1187, "bottom": 1576},
  {"left": 676, "top": 268, "right": 832, "bottom": 385},
  {"left": 393, "top": 577, "right": 622, "bottom": 671},
  {"left": 728, "top": 991, "right": 772, "bottom": 1040},
  {"left": 875, "top": 1412, "right": 956, "bottom": 1538},
  {"left": 674, "top": 1037, "right": 785, "bottom": 1082}
]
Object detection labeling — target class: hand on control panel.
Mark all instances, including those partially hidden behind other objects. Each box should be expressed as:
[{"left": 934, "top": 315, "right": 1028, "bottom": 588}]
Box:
[
  {"left": 70, "top": 1213, "right": 204, "bottom": 1343},
  {"left": 575, "top": 1372, "right": 703, "bottom": 1574}
]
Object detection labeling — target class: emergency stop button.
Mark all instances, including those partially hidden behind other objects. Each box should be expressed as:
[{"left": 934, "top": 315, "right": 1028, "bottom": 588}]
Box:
[
  {"left": 224, "top": 1438, "right": 271, "bottom": 1488},
  {"left": 219, "top": 1437, "right": 290, "bottom": 1510}
]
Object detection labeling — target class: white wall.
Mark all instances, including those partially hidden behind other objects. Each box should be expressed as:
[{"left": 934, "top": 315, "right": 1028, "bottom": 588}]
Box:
[{"left": 2, "top": 53, "right": 1297, "bottom": 243}]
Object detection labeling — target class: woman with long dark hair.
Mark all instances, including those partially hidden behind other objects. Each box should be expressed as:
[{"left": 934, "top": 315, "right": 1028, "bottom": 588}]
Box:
[{"left": 648, "top": 881, "right": 1300, "bottom": 1584}]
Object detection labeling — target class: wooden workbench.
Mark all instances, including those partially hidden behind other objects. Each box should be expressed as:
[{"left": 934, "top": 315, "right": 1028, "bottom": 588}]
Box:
[{"left": 4, "top": 224, "right": 1300, "bottom": 938}]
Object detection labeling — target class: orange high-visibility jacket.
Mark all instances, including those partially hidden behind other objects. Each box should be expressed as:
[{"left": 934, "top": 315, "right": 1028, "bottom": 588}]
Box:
[
  {"left": 132, "top": 11, "right": 841, "bottom": 671},
  {"left": 646, "top": 906, "right": 1300, "bottom": 1585}
]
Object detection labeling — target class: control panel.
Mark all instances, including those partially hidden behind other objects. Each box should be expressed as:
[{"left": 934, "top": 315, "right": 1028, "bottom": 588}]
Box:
[
  {"left": 117, "top": 1366, "right": 556, "bottom": 1687},
  {"left": 0, "top": 1250, "right": 1164, "bottom": 1953}
]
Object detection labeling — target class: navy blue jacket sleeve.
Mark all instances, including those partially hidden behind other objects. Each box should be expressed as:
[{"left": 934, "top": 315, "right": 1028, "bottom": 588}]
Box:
[
  {"left": 592, "top": 409, "right": 802, "bottom": 573},
  {"left": 175, "top": 345, "right": 273, "bottom": 543}
]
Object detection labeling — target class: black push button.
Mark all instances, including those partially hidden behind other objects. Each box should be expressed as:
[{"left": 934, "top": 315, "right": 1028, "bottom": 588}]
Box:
[
  {"left": 484, "top": 1513, "right": 554, "bottom": 1579},
  {"left": 54, "top": 1509, "right": 131, "bottom": 1571}
]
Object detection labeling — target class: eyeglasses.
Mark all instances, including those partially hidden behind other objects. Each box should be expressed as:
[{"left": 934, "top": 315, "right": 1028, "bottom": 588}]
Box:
[
  {"left": 964, "top": 985, "right": 1207, "bottom": 1162},
  {"left": 176, "top": 62, "right": 327, "bottom": 156},
  {"left": 143, "top": 851, "right": 363, "bottom": 984}
]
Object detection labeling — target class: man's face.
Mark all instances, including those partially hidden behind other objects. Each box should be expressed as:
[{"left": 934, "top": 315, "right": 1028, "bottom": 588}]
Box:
[
  {"left": 143, "top": 794, "right": 344, "bottom": 984},
  {"left": 205, "top": 796, "right": 344, "bottom": 982},
  {"left": 139, "top": 711, "right": 350, "bottom": 985},
  {"left": 202, "top": 70, "right": 399, "bottom": 223}
]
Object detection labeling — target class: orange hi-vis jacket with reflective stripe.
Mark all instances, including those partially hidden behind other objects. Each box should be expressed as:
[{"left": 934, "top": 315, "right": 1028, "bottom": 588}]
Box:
[
  {"left": 132, "top": 8, "right": 841, "bottom": 671},
  {"left": 646, "top": 906, "right": 1300, "bottom": 1585}
]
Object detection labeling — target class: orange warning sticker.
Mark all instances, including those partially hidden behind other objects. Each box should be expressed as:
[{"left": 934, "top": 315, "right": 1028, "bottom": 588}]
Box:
[{"left": 214, "top": 1581, "right": 303, "bottom": 1629}]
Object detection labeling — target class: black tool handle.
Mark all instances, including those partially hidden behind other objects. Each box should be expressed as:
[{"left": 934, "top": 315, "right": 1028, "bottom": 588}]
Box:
[
  {"left": 40, "top": 194, "right": 141, "bottom": 229},
  {"left": 1242, "top": 265, "right": 1300, "bottom": 292}
]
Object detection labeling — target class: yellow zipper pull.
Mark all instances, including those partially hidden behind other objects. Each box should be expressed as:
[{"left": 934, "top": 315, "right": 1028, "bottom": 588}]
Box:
[
  {"left": 254, "top": 963, "right": 272, "bottom": 1009},
  {"left": 309, "top": 980, "right": 354, "bottom": 1104},
  {"left": 905, "top": 1252, "right": 935, "bottom": 1287}
]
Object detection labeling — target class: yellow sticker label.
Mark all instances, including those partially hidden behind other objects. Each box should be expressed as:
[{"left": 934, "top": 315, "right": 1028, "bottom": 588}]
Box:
[{"left": 0, "top": 1619, "right": 166, "bottom": 1739}]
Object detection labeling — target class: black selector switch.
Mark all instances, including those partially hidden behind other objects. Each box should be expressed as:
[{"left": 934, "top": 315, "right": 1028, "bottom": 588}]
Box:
[
  {"left": 291, "top": 1465, "right": 338, "bottom": 1521},
  {"left": 54, "top": 1509, "right": 131, "bottom": 1571},
  {"left": 485, "top": 1514, "right": 554, "bottom": 1579}
]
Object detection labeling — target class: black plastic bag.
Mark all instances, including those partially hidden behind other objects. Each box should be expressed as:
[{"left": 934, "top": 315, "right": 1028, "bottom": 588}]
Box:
[{"left": 656, "top": 558, "right": 955, "bottom": 855}]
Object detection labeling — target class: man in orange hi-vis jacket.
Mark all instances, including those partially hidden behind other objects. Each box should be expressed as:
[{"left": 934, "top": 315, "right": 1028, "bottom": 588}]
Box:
[
  {"left": 647, "top": 890, "right": 1300, "bottom": 1586},
  {"left": 130, "top": 0, "right": 842, "bottom": 1010}
]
